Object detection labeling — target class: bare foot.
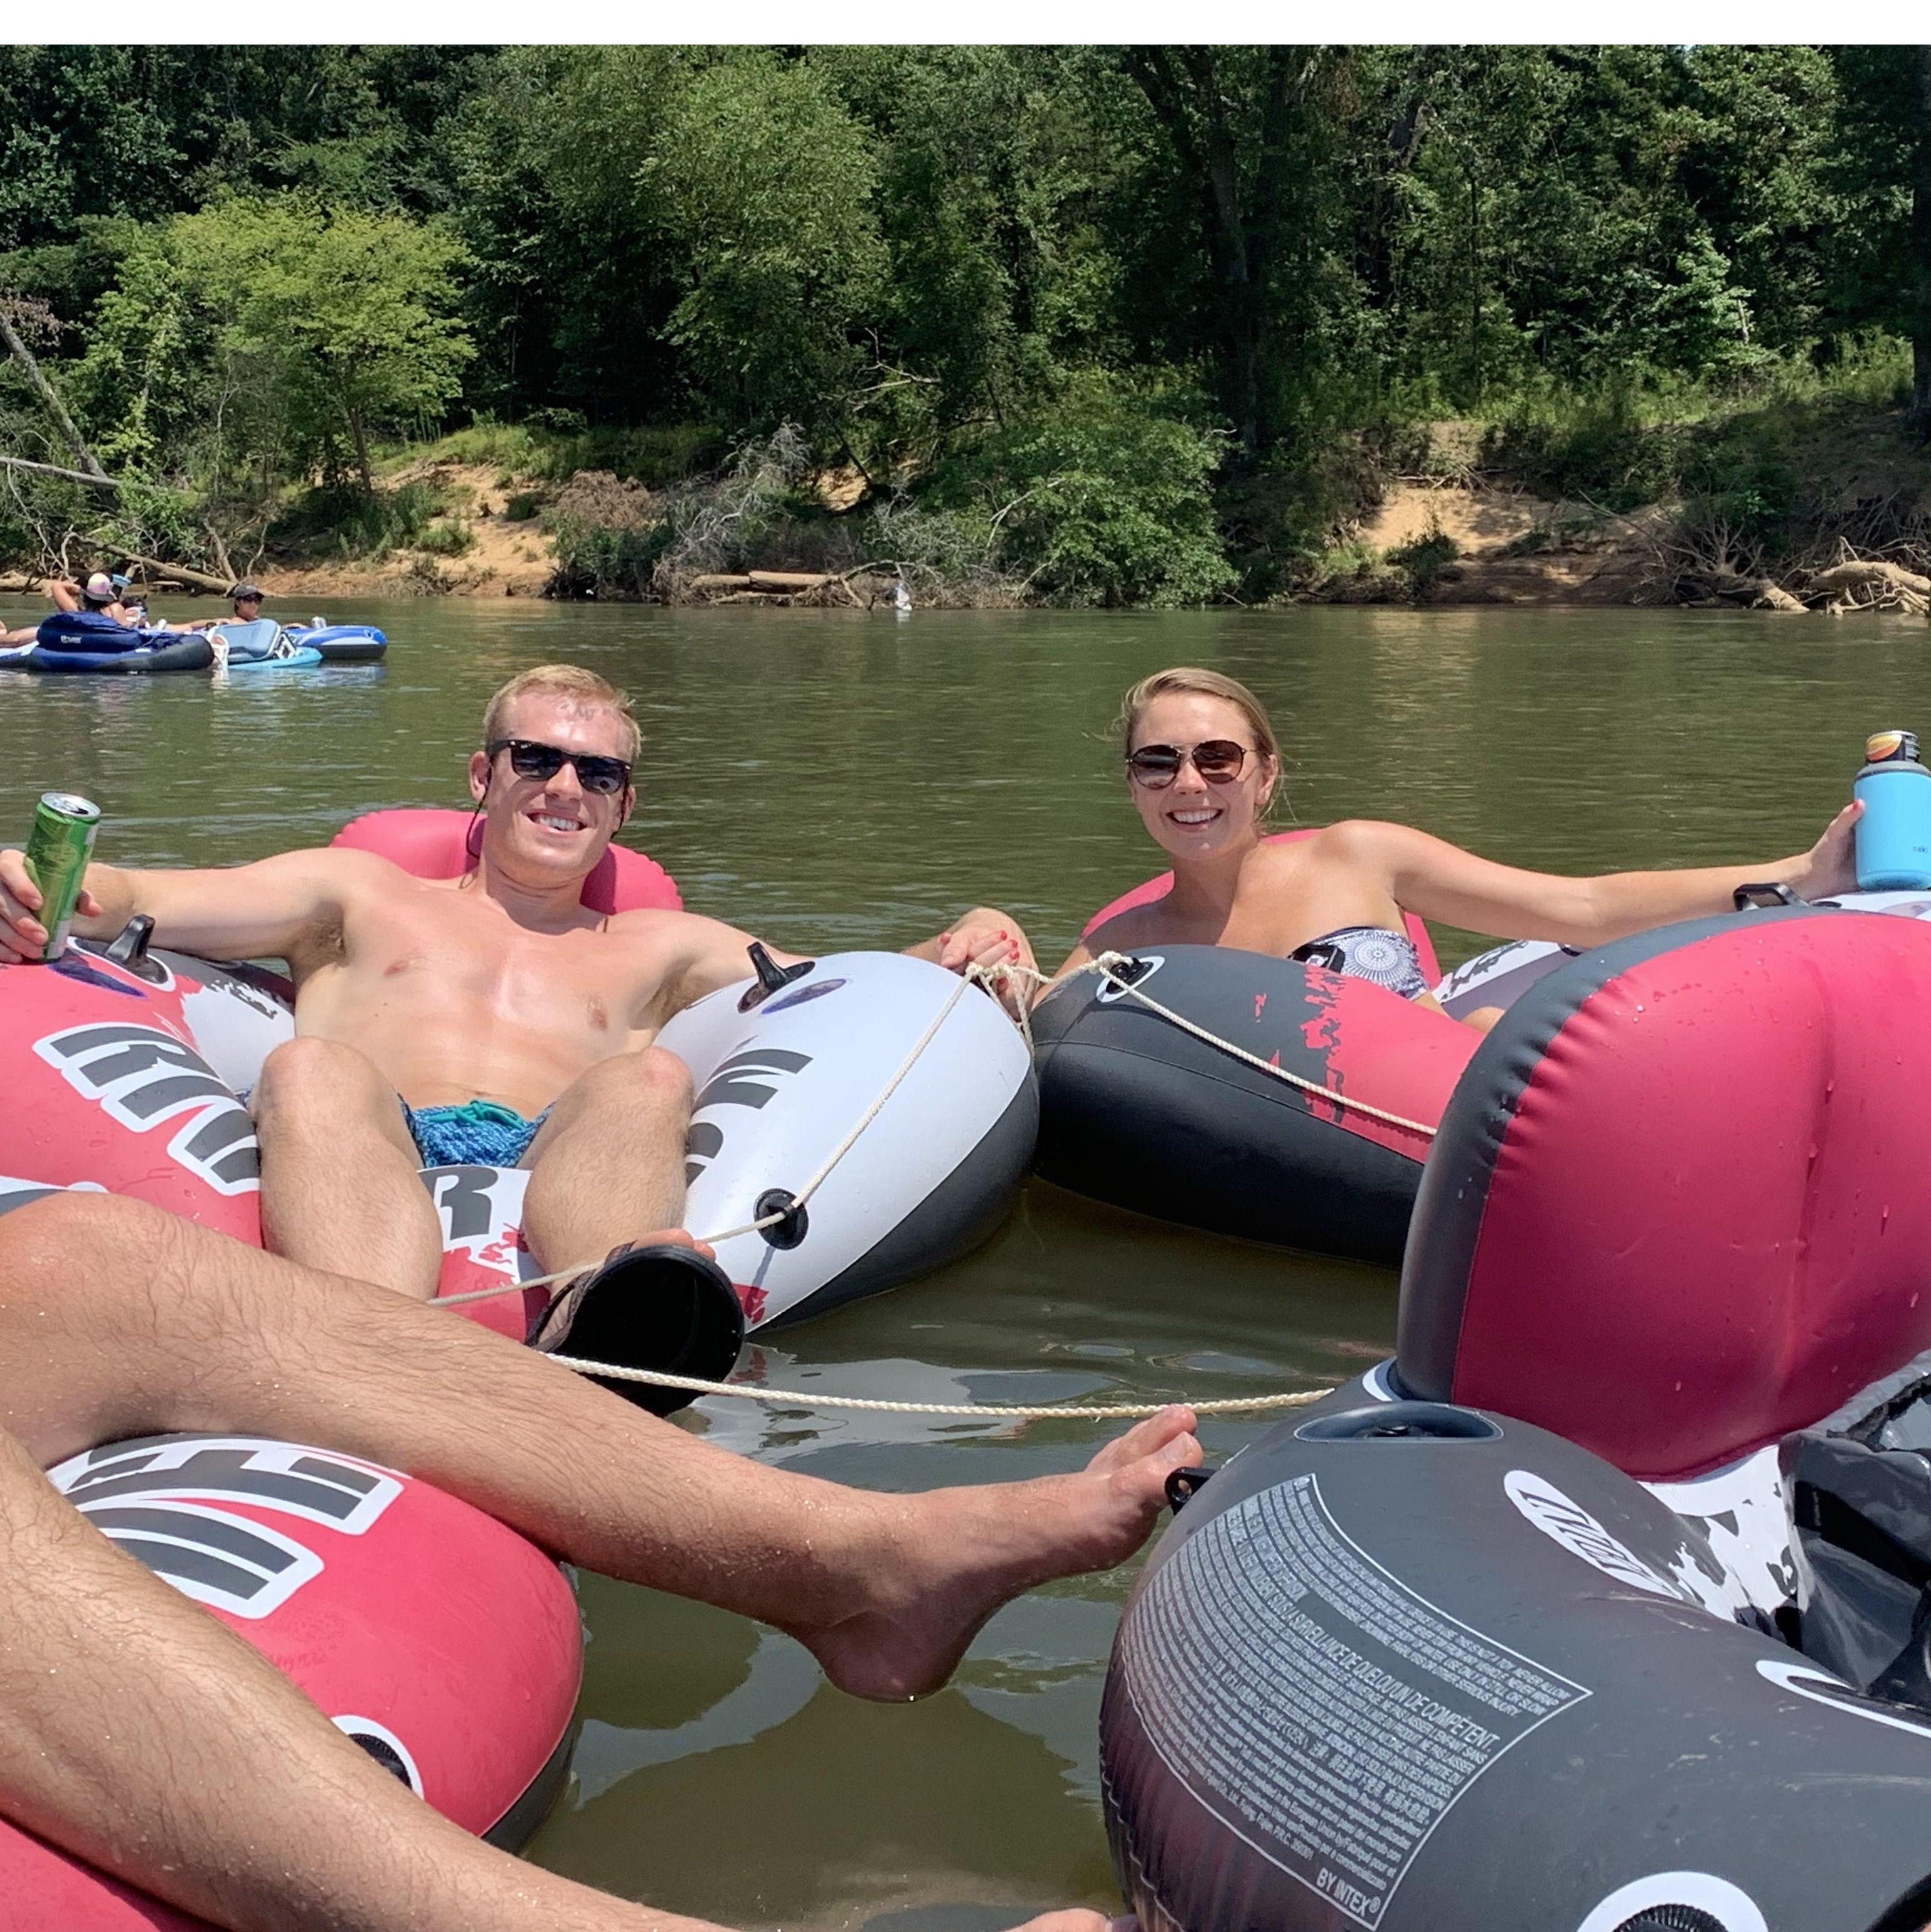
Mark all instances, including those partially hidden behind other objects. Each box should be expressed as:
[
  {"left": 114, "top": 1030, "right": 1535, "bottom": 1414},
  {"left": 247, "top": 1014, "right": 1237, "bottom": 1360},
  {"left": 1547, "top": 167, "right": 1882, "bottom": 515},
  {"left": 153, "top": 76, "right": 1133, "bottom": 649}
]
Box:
[{"left": 797, "top": 1405, "right": 1200, "bottom": 1701}]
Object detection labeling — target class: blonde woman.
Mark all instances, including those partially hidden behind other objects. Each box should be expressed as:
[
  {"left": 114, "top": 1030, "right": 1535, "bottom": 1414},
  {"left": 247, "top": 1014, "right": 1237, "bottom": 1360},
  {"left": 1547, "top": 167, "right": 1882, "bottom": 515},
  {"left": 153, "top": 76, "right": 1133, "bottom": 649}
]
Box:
[{"left": 1046, "top": 666, "right": 1859, "bottom": 1014}]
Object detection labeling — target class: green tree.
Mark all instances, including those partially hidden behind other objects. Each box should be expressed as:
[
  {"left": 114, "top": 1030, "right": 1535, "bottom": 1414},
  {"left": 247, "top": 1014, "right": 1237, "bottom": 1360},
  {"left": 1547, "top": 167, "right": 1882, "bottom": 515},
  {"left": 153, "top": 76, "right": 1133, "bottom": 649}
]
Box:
[
  {"left": 650, "top": 55, "right": 887, "bottom": 432},
  {"left": 164, "top": 196, "right": 473, "bottom": 492},
  {"left": 1830, "top": 46, "right": 1931, "bottom": 428}
]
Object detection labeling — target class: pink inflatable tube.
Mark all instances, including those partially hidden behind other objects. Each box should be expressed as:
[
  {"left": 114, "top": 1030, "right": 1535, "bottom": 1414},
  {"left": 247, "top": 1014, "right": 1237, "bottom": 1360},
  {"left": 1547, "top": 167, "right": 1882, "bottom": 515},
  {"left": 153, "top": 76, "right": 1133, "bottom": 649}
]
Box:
[{"left": 0, "top": 1435, "right": 582, "bottom": 1928}]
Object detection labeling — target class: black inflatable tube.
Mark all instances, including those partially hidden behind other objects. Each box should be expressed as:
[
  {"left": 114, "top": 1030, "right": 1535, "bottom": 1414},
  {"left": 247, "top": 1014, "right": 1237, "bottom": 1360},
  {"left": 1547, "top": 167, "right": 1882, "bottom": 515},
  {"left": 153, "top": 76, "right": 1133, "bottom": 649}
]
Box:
[
  {"left": 1032, "top": 947, "right": 1459, "bottom": 1264},
  {"left": 1104, "top": 1378, "right": 1931, "bottom": 1932}
]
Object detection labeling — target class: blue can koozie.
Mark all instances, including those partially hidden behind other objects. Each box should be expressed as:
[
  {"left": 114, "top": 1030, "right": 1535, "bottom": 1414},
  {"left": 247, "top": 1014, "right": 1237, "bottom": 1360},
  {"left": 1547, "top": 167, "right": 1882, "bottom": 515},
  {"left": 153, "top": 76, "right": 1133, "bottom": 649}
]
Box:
[{"left": 1854, "top": 729, "right": 1931, "bottom": 890}]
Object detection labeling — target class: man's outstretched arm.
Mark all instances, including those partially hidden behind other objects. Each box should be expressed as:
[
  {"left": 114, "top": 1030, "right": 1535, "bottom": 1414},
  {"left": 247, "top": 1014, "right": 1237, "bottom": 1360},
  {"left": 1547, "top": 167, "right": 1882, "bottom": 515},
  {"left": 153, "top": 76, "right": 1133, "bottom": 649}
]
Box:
[
  {"left": 0, "top": 845, "right": 372, "bottom": 967},
  {"left": 657, "top": 906, "right": 1038, "bottom": 1019}
]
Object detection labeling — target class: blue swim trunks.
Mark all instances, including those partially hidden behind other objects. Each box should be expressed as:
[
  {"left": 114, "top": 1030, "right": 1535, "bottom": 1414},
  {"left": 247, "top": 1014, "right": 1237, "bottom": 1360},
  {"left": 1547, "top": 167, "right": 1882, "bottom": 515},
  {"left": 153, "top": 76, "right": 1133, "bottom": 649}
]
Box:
[{"left": 402, "top": 1097, "right": 552, "bottom": 1169}]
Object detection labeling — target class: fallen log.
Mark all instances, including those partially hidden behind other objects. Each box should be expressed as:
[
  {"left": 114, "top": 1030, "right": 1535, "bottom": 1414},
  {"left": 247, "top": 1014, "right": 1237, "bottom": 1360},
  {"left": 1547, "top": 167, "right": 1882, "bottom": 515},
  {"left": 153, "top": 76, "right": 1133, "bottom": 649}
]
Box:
[
  {"left": 747, "top": 570, "right": 834, "bottom": 592},
  {"left": 1677, "top": 568, "right": 1805, "bottom": 611},
  {"left": 1802, "top": 560, "right": 1931, "bottom": 602},
  {"left": 107, "top": 550, "right": 233, "bottom": 596},
  {"left": 0, "top": 454, "right": 120, "bottom": 494}
]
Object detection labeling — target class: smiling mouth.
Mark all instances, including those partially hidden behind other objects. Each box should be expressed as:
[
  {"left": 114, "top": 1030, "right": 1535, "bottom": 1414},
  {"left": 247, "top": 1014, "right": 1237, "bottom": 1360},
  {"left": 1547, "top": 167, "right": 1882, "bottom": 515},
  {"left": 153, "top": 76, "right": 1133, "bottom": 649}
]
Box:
[
  {"left": 529, "top": 811, "right": 585, "bottom": 832},
  {"left": 1168, "top": 807, "right": 1221, "bottom": 827}
]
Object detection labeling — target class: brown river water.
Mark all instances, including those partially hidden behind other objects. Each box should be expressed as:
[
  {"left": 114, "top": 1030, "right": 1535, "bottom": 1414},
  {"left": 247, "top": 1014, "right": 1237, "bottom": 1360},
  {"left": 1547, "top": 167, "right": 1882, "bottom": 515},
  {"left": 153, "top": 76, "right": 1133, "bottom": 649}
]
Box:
[{"left": 3, "top": 596, "right": 1927, "bottom": 1929}]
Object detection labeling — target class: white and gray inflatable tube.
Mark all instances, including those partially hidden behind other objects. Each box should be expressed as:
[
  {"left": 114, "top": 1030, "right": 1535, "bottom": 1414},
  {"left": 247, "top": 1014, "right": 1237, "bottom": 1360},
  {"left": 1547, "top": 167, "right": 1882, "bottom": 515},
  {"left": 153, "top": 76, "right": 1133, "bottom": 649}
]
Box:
[
  {"left": 146, "top": 945, "right": 1036, "bottom": 1334},
  {"left": 1432, "top": 888, "right": 1931, "bottom": 1022},
  {"left": 656, "top": 951, "right": 1036, "bottom": 1325}
]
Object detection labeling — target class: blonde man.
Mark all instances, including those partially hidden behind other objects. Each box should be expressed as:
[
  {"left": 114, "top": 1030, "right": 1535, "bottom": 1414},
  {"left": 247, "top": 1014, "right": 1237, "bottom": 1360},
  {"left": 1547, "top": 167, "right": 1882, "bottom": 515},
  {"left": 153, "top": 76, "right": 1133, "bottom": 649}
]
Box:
[{"left": 0, "top": 666, "right": 1024, "bottom": 1377}]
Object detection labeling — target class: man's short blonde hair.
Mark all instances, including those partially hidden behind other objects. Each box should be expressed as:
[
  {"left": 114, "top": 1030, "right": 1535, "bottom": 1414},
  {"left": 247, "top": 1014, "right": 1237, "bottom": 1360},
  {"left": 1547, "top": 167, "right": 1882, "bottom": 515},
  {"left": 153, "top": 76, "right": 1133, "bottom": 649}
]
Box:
[{"left": 482, "top": 664, "right": 640, "bottom": 762}]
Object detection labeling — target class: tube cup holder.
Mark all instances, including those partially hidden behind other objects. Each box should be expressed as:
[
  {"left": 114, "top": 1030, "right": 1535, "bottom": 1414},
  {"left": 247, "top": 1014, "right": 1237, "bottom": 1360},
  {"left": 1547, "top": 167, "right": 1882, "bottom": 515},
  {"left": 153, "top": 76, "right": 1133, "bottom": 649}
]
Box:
[
  {"left": 1295, "top": 1401, "right": 1502, "bottom": 1443},
  {"left": 532, "top": 1246, "right": 747, "bottom": 1418}
]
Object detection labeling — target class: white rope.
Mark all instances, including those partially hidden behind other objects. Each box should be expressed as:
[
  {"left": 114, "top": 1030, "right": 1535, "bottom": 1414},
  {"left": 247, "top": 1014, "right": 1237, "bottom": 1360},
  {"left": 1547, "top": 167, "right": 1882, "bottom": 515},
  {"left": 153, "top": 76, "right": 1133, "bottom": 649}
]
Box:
[
  {"left": 1055, "top": 950, "right": 1440, "bottom": 1140},
  {"left": 536, "top": 1356, "right": 1336, "bottom": 1418},
  {"left": 436, "top": 960, "right": 1006, "bottom": 1309}
]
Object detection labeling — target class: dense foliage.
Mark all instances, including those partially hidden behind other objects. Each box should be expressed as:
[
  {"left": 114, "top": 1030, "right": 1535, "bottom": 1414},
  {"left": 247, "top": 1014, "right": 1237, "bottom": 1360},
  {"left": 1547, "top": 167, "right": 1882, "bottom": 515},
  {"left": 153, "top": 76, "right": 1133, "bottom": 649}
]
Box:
[{"left": 1, "top": 45, "right": 1926, "bottom": 600}]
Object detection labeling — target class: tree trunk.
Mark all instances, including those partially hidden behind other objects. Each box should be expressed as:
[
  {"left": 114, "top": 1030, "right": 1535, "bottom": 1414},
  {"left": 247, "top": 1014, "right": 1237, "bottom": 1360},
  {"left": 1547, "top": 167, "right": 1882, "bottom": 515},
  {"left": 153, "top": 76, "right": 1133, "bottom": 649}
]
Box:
[
  {"left": 1124, "top": 46, "right": 1309, "bottom": 455},
  {"left": 348, "top": 403, "right": 374, "bottom": 497},
  {"left": 0, "top": 453, "right": 120, "bottom": 494},
  {"left": 0, "top": 303, "right": 110, "bottom": 482},
  {"left": 1912, "top": 46, "right": 1931, "bottom": 432},
  {"left": 110, "top": 550, "right": 233, "bottom": 595}
]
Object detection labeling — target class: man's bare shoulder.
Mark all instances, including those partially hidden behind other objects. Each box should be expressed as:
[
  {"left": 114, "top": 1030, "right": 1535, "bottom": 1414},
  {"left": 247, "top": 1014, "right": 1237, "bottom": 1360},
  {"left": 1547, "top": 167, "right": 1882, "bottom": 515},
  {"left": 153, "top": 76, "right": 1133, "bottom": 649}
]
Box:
[{"left": 604, "top": 905, "right": 743, "bottom": 943}]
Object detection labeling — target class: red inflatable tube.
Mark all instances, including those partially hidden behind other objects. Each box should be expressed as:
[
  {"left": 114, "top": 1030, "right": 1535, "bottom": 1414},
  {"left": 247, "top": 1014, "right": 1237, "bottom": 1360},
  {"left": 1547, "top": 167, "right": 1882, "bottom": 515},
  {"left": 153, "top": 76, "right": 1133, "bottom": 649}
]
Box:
[
  {"left": 1399, "top": 905, "right": 1931, "bottom": 1482},
  {"left": 1082, "top": 827, "right": 1442, "bottom": 985},
  {"left": 0, "top": 1431, "right": 582, "bottom": 1929}
]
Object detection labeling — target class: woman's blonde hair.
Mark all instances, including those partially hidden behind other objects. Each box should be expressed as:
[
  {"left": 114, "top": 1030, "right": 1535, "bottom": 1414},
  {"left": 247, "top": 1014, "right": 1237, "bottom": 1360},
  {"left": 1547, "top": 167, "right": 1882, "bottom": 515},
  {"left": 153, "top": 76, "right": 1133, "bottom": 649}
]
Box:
[{"left": 1115, "top": 667, "right": 1282, "bottom": 810}]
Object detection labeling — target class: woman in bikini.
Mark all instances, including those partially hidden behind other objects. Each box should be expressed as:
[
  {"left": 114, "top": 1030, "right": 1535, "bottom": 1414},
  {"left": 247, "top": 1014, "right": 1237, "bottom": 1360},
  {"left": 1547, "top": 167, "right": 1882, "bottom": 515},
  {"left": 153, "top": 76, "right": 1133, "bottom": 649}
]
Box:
[{"left": 1040, "top": 666, "right": 1859, "bottom": 1021}]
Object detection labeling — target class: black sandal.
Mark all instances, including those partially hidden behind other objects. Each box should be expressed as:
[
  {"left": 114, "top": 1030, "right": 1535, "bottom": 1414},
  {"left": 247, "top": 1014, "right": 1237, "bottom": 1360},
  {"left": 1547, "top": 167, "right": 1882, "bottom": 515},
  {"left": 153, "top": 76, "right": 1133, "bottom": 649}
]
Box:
[{"left": 531, "top": 1242, "right": 747, "bottom": 1417}]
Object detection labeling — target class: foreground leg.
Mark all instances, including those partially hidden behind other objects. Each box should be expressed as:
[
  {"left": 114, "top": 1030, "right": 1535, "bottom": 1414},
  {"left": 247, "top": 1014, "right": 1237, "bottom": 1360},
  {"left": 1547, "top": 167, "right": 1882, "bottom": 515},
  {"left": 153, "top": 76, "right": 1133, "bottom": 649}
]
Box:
[
  {"left": 0, "top": 1423, "right": 698, "bottom": 1932},
  {"left": 251, "top": 1036, "right": 442, "bottom": 1297},
  {"left": 0, "top": 1194, "right": 1198, "bottom": 1704},
  {"left": 519, "top": 1045, "right": 693, "bottom": 1271}
]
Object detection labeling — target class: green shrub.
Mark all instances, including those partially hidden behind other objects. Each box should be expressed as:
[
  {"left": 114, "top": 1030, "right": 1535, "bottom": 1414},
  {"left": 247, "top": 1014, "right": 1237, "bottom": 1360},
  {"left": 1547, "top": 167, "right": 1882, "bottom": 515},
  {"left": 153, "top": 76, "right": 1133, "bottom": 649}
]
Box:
[
  {"left": 547, "top": 516, "right": 670, "bottom": 598},
  {"left": 417, "top": 518, "right": 475, "bottom": 556},
  {"left": 503, "top": 491, "right": 540, "bottom": 522},
  {"left": 1386, "top": 526, "right": 1460, "bottom": 597},
  {"left": 929, "top": 381, "right": 1236, "bottom": 607},
  {"left": 269, "top": 480, "right": 442, "bottom": 559}
]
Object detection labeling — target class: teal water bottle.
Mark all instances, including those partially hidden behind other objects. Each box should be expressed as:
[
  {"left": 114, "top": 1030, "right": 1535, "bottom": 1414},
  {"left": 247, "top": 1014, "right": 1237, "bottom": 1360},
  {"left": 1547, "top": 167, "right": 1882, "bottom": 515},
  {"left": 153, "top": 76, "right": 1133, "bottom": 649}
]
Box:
[{"left": 1854, "top": 729, "right": 1931, "bottom": 889}]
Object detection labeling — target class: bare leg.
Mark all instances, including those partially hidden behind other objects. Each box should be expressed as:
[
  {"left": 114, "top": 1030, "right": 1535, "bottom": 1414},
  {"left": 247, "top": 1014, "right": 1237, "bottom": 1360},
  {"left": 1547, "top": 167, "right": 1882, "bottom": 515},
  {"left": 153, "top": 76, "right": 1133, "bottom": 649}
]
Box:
[
  {"left": 250, "top": 1036, "right": 442, "bottom": 1298},
  {"left": 0, "top": 1193, "right": 1198, "bottom": 1705},
  {"left": 0, "top": 1421, "right": 717, "bottom": 1932},
  {"left": 519, "top": 1045, "right": 693, "bottom": 1272}
]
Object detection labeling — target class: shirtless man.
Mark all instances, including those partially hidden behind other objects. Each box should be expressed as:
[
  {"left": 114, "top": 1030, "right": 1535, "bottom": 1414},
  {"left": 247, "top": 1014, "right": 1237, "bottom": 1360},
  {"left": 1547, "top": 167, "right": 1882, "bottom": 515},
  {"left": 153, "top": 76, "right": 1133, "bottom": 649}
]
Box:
[
  {"left": 0, "top": 1187, "right": 1197, "bottom": 1932},
  {"left": 0, "top": 664, "right": 1026, "bottom": 1381}
]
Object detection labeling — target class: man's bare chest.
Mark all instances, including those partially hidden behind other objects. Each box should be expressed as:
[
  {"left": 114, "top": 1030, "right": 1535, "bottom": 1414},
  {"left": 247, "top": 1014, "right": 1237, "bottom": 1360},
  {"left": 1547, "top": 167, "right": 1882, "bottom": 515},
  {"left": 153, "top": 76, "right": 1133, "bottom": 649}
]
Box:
[{"left": 325, "top": 896, "right": 666, "bottom": 1033}]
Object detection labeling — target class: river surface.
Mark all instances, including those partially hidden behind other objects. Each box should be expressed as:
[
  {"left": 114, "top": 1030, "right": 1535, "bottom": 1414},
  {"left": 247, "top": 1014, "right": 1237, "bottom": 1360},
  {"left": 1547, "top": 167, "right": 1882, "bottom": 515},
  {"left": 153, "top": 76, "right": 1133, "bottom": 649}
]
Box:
[{"left": 3, "top": 597, "right": 1926, "bottom": 1928}]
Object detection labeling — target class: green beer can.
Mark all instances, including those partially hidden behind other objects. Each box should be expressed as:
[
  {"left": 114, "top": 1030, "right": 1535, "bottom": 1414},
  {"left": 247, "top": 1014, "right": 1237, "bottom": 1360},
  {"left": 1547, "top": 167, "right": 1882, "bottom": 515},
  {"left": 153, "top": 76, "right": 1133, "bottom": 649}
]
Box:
[{"left": 21, "top": 791, "right": 100, "bottom": 961}]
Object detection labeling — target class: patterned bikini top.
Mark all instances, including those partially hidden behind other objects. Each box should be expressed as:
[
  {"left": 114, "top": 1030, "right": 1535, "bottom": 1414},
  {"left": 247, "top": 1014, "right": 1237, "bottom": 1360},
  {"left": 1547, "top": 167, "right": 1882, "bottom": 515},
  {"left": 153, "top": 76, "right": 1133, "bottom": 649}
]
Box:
[{"left": 1289, "top": 925, "right": 1433, "bottom": 1001}]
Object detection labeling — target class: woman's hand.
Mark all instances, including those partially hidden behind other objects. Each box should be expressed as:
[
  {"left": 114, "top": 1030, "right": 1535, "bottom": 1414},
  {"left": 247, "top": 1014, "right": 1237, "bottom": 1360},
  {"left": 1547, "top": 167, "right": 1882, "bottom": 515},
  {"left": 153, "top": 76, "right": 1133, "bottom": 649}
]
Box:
[
  {"left": 1795, "top": 798, "right": 1862, "bottom": 900},
  {"left": 934, "top": 908, "right": 1038, "bottom": 1017}
]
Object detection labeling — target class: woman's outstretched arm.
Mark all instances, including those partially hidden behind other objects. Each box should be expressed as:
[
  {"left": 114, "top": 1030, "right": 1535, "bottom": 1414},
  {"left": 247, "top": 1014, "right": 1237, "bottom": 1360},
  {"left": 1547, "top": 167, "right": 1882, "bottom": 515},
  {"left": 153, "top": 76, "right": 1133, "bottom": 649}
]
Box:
[{"left": 1321, "top": 800, "right": 1861, "bottom": 948}]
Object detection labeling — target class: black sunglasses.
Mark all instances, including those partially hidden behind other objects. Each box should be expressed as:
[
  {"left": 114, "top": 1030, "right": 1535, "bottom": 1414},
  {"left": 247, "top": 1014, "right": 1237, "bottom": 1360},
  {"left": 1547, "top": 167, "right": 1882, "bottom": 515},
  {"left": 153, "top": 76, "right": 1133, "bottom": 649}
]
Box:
[
  {"left": 486, "top": 738, "right": 633, "bottom": 797},
  {"left": 1125, "top": 740, "right": 1251, "bottom": 788}
]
